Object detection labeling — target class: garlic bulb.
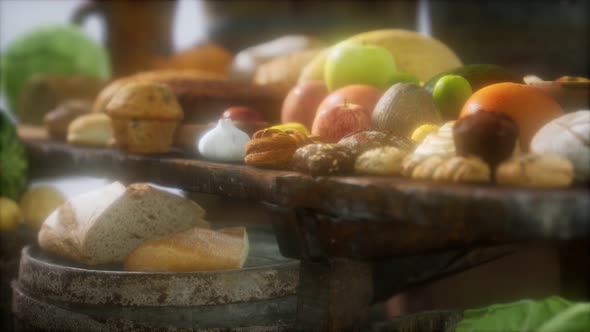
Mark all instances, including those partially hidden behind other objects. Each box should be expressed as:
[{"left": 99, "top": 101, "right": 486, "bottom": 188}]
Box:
[{"left": 197, "top": 119, "right": 250, "bottom": 162}]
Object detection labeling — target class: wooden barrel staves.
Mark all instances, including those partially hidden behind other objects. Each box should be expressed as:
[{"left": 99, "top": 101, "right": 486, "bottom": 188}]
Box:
[{"left": 12, "top": 226, "right": 299, "bottom": 331}]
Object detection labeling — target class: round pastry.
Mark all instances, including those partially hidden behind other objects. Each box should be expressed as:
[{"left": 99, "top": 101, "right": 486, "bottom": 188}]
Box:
[
  {"left": 245, "top": 128, "right": 314, "bottom": 169},
  {"left": 530, "top": 110, "right": 590, "bottom": 182},
  {"left": 292, "top": 143, "right": 356, "bottom": 176},
  {"left": 412, "top": 121, "right": 456, "bottom": 159},
  {"left": 409, "top": 155, "right": 446, "bottom": 180},
  {"left": 354, "top": 146, "right": 407, "bottom": 176},
  {"left": 338, "top": 129, "right": 414, "bottom": 155},
  {"left": 43, "top": 99, "right": 92, "bottom": 140},
  {"left": 432, "top": 156, "right": 491, "bottom": 183},
  {"left": 403, "top": 154, "right": 490, "bottom": 183},
  {"left": 453, "top": 111, "right": 519, "bottom": 168},
  {"left": 496, "top": 153, "right": 574, "bottom": 188},
  {"left": 67, "top": 113, "right": 113, "bottom": 147},
  {"left": 106, "top": 82, "right": 183, "bottom": 153}
]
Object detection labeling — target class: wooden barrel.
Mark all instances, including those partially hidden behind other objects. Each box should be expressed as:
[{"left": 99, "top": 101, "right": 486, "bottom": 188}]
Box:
[{"left": 12, "top": 226, "right": 299, "bottom": 331}]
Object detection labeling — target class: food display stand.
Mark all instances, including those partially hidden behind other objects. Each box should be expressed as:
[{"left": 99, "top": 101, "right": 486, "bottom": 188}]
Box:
[{"left": 13, "top": 127, "right": 590, "bottom": 331}]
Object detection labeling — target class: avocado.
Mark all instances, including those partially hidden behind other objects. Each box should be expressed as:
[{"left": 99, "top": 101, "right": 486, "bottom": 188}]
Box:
[{"left": 424, "top": 64, "right": 520, "bottom": 93}]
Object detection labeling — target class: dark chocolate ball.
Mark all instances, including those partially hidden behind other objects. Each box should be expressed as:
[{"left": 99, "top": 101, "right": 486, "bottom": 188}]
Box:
[{"left": 453, "top": 111, "right": 519, "bottom": 168}]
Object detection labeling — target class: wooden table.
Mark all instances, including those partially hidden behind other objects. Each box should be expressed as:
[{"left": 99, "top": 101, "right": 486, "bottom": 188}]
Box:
[{"left": 20, "top": 128, "right": 590, "bottom": 331}]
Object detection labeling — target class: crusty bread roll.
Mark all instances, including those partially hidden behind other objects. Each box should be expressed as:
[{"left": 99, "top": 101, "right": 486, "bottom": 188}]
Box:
[
  {"left": 124, "top": 227, "right": 249, "bottom": 272},
  {"left": 253, "top": 48, "right": 322, "bottom": 91},
  {"left": 38, "top": 182, "right": 209, "bottom": 266},
  {"left": 44, "top": 99, "right": 92, "bottom": 140},
  {"left": 67, "top": 113, "right": 113, "bottom": 147}
]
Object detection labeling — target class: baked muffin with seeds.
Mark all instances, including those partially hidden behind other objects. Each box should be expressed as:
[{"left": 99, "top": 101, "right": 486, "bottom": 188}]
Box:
[{"left": 338, "top": 129, "right": 414, "bottom": 155}]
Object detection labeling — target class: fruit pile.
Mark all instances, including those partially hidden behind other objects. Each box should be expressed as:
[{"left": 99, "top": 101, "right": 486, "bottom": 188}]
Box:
[{"left": 199, "top": 29, "right": 588, "bottom": 188}]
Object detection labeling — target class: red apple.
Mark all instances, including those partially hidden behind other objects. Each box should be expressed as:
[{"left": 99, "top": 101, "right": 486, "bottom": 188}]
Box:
[
  {"left": 316, "top": 84, "right": 383, "bottom": 118},
  {"left": 222, "top": 106, "right": 265, "bottom": 122},
  {"left": 281, "top": 80, "right": 329, "bottom": 129},
  {"left": 312, "top": 102, "right": 371, "bottom": 143}
]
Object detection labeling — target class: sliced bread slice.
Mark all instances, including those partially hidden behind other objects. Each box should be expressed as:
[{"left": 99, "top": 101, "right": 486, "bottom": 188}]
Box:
[
  {"left": 82, "top": 183, "right": 208, "bottom": 265},
  {"left": 124, "top": 227, "right": 249, "bottom": 272}
]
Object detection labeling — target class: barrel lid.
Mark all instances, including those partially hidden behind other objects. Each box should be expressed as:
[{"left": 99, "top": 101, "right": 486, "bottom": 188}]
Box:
[{"left": 17, "top": 226, "right": 299, "bottom": 306}]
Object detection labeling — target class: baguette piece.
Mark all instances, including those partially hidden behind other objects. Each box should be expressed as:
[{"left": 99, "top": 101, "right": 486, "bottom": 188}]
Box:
[
  {"left": 38, "top": 182, "right": 208, "bottom": 265},
  {"left": 124, "top": 227, "right": 249, "bottom": 272}
]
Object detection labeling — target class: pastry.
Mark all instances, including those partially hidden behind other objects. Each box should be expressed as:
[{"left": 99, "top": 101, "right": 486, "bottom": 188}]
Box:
[
  {"left": 454, "top": 111, "right": 519, "bottom": 168},
  {"left": 496, "top": 153, "right": 574, "bottom": 188},
  {"left": 338, "top": 129, "right": 414, "bottom": 155},
  {"left": 432, "top": 156, "right": 491, "bottom": 183},
  {"left": 18, "top": 75, "right": 105, "bottom": 125},
  {"left": 405, "top": 155, "right": 490, "bottom": 183},
  {"left": 43, "top": 99, "right": 92, "bottom": 140},
  {"left": 254, "top": 48, "right": 322, "bottom": 91},
  {"left": 92, "top": 70, "right": 223, "bottom": 113},
  {"left": 530, "top": 110, "right": 590, "bottom": 182},
  {"left": 412, "top": 121, "right": 456, "bottom": 159},
  {"left": 66, "top": 113, "right": 113, "bottom": 147},
  {"left": 292, "top": 143, "right": 356, "bottom": 176},
  {"left": 354, "top": 146, "right": 408, "bottom": 176},
  {"left": 106, "top": 81, "right": 183, "bottom": 153},
  {"left": 230, "top": 35, "right": 324, "bottom": 81},
  {"left": 124, "top": 227, "right": 249, "bottom": 272},
  {"left": 245, "top": 128, "right": 314, "bottom": 168},
  {"left": 38, "top": 182, "right": 209, "bottom": 265}
]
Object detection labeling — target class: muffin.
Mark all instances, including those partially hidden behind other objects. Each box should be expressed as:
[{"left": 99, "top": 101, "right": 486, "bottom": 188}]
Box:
[{"left": 106, "top": 82, "right": 183, "bottom": 153}]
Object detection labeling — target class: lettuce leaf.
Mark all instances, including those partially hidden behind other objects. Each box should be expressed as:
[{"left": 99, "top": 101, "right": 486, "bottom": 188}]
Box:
[{"left": 454, "top": 296, "right": 589, "bottom": 332}]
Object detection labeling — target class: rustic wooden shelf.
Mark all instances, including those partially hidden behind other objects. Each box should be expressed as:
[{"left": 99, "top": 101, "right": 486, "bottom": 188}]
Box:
[{"left": 22, "top": 132, "right": 590, "bottom": 244}]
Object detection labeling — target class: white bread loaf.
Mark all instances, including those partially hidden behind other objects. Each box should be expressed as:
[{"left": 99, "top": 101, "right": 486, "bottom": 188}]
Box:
[
  {"left": 38, "top": 182, "right": 208, "bottom": 265},
  {"left": 124, "top": 227, "right": 249, "bottom": 272}
]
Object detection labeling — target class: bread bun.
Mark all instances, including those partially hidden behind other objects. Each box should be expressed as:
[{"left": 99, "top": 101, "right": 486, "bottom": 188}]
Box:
[
  {"left": 67, "top": 113, "right": 113, "bottom": 147},
  {"left": 124, "top": 227, "right": 249, "bottom": 272}
]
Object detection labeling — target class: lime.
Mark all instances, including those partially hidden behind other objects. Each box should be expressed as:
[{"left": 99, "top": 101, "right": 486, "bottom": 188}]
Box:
[{"left": 432, "top": 75, "right": 472, "bottom": 120}]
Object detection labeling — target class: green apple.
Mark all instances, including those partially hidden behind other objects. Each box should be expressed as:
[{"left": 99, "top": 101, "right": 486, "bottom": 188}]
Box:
[
  {"left": 324, "top": 41, "right": 396, "bottom": 91},
  {"left": 385, "top": 71, "right": 420, "bottom": 87},
  {"left": 432, "top": 74, "right": 472, "bottom": 120}
]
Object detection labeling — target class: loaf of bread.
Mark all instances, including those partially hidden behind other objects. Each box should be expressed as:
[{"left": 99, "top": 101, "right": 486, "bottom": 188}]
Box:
[
  {"left": 124, "top": 227, "right": 249, "bottom": 272},
  {"left": 93, "top": 70, "right": 283, "bottom": 124},
  {"left": 38, "top": 182, "right": 209, "bottom": 266}
]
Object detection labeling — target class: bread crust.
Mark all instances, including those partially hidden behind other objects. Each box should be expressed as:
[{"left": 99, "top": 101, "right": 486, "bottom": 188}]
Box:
[{"left": 124, "top": 227, "right": 249, "bottom": 272}]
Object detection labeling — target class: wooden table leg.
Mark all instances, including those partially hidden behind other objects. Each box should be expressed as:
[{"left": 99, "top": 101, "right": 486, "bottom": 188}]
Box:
[{"left": 295, "top": 259, "right": 373, "bottom": 332}]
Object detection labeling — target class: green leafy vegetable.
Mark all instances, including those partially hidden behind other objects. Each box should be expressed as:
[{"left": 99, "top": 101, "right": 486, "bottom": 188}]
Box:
[
  {"left": 0, "top": 24, "right": 110, "bottom": 115},
  {"left": 0, "top": 110, "right": 28, "bottom": 200},
  {"left": 454, "top": 296, "right": 589, "bottom": 332}
]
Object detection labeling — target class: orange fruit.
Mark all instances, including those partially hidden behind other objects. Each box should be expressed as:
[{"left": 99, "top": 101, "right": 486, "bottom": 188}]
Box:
[{"left": 459, "top": 82, "right": 564, "bottom": 151}]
